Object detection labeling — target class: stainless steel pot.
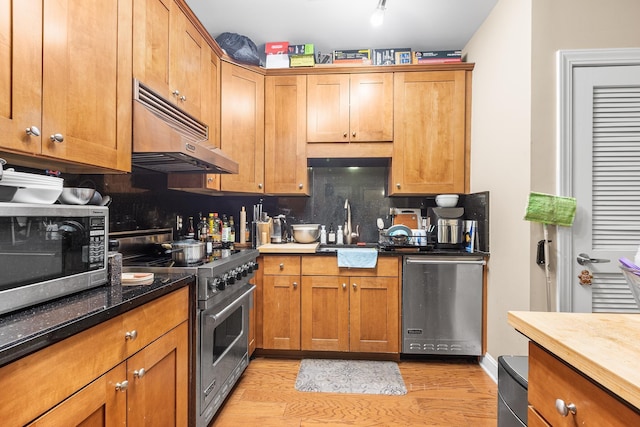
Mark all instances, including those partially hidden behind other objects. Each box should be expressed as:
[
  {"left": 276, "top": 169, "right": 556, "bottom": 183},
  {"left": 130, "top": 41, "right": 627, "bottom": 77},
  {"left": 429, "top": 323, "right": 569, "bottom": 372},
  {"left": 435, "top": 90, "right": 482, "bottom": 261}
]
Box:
[
  {"left": 436, "top": 219, "right": 463, "bottom": 245},
  {"left": 171, "top": 239, "right": 205, "bottom": 265}
]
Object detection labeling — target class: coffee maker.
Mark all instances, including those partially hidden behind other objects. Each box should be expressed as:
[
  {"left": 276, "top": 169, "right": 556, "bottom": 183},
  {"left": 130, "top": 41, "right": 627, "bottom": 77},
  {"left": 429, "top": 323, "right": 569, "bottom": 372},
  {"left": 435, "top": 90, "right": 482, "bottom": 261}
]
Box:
[{"left": 427, "top": 207, "right": 464, "bottom": 249}]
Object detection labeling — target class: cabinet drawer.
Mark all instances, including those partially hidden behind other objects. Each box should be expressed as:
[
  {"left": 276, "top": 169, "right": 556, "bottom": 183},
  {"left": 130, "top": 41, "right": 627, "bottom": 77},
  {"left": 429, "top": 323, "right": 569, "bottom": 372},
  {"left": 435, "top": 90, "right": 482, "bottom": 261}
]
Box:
[
  {"left": 121, "top": 286, "right": 190, "bottom": 356},
  {"left": 528, "top": 342, "right": 640, "bottom": 426},
  {"left": 263, "top": 255, "right": 301, "bottom": 275},
  {"left": 302, "top": 255, "right": 399, "bottom": 277}
]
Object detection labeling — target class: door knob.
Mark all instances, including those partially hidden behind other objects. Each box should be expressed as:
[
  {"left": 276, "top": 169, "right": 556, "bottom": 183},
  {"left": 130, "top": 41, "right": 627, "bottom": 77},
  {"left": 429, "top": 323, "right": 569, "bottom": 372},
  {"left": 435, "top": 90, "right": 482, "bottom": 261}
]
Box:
[{"left": 577, "top": 253, "right": 610, "bottom": 265}]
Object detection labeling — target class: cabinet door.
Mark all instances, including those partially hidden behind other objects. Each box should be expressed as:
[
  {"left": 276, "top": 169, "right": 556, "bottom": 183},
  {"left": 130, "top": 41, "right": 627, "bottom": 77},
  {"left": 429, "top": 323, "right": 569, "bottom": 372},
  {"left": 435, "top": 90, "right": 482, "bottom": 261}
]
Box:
[
  {"left": 220, "top": 62, "right": 265, "bottom": 193},
  {"left": 262, "top": 275, "right": 301, "bottom": 349},
  {"left": 391, "top": 70, "right": 468, "bottom": 195},
  {"left": 349, "top": 276, "right": 399, "bottom": 353},
  {"left": 27, "top": 363, "right": 127, "bottom": 427},
  {"left": 349, "top": 73, "right": 393, "bottom": 142},
  {"left": 202, "top": 48, "right": 221, "bottom": 150},
  {"left": 307, "top": 74, "right": 350, "bottom": 142},
  {"left": 133, "top": 0, "right": 171, "bottom": 98},
  {"left": 41, "top": 0, "right": 132, "bottom": 171},
  {"left": 265, "top": 75, "right": 309, "bottom": 195},
  {"left": 127, "top": 321, "right": 189, "bottom": 427},
  {"left": 301, "top": 275, "right": 349, "bottom": 352},
  {"left": 0, "top": 0, "right": 42, "bottom": 154},
  {"left": 169, "top": 2, "right": 205, "bottom": 117}
]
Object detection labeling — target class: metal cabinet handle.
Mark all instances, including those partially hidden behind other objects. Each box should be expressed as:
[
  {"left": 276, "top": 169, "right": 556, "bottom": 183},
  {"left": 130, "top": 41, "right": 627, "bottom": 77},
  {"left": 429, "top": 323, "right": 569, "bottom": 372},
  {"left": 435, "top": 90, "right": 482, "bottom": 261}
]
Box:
[
  {"left": 352, "top": 282, "right": 357, "bottom": 289},
  {"left": 279, "top": 263, "right": 284, "bottom": 270},
  {"left": 258, "top": 183, "right": 263, "bottom": 189},
  {"left": 396, "top": 183, "right": 401, "bottom": 189},
  {"left": 125, "top": 330, "right": 138, "bottom": 341},
  {"left": 172, "top": 90, "right": 180, "bottom": 96},
  {"left": 292, "top": 281, "right": 298, "bottom": 288},
  {"left": 115, "top": 380, "right": 129, "bottom": 392},
  {"left": 298, "top": 183, "right": 303, "bottom": 189},
  {"left": 555, "top": 398, "right": 577, "bottom": 416},
  {"left": 352, "top": 132, "right": 356, "bottom": 137},
  {"left": 577, "top": 253, "right": 610, "bottom": 265},
  {"left": 180, "top": 95, "right": 186, "bottom": 102},
  {"left": 25, "top": 126, "right": 40, "bottom": 136},
  {"left": 342, "top": 283, "right": 346, "bottom": 289},
  {"left": 134, "top": 368, "right": 146, "bottom": 379},
  {"left": 50, "top": 133, "right": 64, "bottom": 143}
]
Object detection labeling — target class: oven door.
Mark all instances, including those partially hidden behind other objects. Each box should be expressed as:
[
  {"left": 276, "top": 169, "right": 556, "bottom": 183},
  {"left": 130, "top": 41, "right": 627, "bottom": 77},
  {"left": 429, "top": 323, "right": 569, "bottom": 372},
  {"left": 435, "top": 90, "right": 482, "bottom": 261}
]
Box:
[{"left": 198, "top": 284, "right": 255, "bottom": 424}]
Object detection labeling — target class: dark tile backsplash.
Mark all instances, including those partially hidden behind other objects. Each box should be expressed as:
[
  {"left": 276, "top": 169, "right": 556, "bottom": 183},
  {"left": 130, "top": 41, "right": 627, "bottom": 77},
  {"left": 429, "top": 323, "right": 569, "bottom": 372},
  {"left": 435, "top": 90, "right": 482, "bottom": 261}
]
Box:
[{"left": 98, "top": 166, "right": 488, "bottom": 250}]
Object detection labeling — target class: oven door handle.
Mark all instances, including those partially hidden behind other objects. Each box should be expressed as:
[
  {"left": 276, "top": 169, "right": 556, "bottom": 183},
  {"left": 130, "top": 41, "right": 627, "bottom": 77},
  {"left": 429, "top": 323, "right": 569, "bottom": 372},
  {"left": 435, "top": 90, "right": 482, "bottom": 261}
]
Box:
[
  {"left": 405, "top": 258, "right": 486, "bottom": 265},
  {"left": 208, "top": 284, "right": 256, "bottom": 324}
]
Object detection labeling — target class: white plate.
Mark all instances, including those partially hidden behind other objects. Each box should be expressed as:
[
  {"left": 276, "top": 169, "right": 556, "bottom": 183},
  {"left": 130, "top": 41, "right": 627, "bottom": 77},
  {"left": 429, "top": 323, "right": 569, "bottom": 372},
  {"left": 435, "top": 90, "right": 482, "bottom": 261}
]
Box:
[
  {"left": 121, "top": 272, "right": 155, "bottom": 286},
  {"left": 387, "top": 224, "right": 411, "bottom": 237}
]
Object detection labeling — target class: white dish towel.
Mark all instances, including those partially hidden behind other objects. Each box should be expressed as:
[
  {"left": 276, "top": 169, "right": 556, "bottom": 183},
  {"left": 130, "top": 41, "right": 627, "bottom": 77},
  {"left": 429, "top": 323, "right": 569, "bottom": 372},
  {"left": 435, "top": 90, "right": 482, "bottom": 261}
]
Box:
[{"left": 336, "top": 248, "right": 378, "bottom": 268}]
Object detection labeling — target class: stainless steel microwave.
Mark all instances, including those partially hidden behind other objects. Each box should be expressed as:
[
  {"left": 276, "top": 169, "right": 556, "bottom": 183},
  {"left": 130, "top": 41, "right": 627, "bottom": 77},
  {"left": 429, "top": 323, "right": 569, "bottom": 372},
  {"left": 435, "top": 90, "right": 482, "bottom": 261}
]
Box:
[{"left": 0, "top": 203, "right": 108, "bottom": 315}]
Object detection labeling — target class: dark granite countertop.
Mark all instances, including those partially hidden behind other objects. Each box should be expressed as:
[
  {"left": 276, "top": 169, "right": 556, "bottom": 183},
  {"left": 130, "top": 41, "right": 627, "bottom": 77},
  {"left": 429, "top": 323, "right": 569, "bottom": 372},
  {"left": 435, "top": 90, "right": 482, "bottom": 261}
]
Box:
[{"left": 0, "top": 273, "right": 195, "bottom": 368}]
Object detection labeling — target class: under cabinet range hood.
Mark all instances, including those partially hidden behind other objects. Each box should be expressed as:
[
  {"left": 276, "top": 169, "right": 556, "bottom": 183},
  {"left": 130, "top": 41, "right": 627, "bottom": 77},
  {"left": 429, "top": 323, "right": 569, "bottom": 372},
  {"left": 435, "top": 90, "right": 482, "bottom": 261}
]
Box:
[{"left": 131, "top": 79, "right": 238, "bottom": 174}]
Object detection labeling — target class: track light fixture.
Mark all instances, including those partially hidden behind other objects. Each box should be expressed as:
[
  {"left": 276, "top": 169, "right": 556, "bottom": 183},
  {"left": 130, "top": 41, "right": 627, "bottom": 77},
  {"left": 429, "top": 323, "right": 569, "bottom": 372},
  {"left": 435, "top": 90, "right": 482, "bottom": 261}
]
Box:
[{"left": 370, "top": 0, "right": 387, "bottom": 27}]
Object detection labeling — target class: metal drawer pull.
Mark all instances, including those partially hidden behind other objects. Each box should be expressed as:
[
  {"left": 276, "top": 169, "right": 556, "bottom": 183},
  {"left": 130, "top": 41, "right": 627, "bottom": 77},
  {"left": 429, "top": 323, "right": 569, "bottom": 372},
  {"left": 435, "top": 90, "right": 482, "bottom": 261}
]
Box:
[
  {"left": 125, "top": 330, "right": 138, "bottom": 341},
  {"left": 555, "top": 398, "right": 577, "bottom": 416},
  {"left": 134, "top": 368, "right": 146, "bottom": 379},
  {"left": 279, "top": 263, "right": 284, "bottom": 270},
  {"left": 342, "top": 283, "right": 346, "bottom": 289},
  {"left": 352, "top": 282, "right": 357, "bottom": 289},
  {"left": 115, "top": 380, "right": 129, "bottom": 392},
  {"left": 25, "top": 126, "right": 40, "bottom": 136},
  {"left": 50, "top": 133, "right": 64, "bottom": 143}
]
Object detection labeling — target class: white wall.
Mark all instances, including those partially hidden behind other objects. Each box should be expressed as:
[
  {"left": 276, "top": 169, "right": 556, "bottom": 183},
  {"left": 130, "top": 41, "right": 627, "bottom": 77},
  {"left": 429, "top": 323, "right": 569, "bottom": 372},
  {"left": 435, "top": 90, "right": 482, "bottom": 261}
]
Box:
[
  {"left": 465, "top": 0, "right": 640, "bottom": 359},
  {"left": 464, "top": 0, "right": 532, "bottom": 358}
]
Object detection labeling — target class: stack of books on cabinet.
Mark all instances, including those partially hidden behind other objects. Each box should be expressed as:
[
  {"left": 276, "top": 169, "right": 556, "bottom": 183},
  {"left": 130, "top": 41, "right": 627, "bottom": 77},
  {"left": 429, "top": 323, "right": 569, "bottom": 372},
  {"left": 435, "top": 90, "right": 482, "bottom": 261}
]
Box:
[{"left": 265, "top": 41, "right": 290, "bottom": 69}]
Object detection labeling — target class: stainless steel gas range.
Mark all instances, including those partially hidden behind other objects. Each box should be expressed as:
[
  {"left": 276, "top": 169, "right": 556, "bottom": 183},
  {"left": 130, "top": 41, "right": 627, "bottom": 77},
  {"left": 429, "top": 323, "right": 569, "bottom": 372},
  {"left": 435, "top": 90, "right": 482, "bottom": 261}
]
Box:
[{"left": 113, "top": 229, "right": 258, "bottom": 427}]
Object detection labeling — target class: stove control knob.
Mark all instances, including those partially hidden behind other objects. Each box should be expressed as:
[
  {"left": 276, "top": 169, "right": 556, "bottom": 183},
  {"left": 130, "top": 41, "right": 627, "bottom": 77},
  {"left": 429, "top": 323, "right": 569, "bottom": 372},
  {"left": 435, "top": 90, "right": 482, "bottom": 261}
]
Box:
[
  {"left": 208, "top": 277, "right": 223, "bottom": 292},
  {"left": 235, "top": 267, "right": 243, "bottom": 280},
  {"left": 227, "top": 272, "right": 236, "bottom": 285},
  {"left": 241, "top": 264, "right": 249, "bottom": 277}
]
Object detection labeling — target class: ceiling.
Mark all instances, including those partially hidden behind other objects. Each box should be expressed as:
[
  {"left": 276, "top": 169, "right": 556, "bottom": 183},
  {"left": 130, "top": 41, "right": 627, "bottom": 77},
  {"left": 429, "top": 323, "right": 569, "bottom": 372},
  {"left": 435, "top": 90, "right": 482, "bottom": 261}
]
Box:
[{"left": 185, "top": 0, "right": 498, "bottom": 60}]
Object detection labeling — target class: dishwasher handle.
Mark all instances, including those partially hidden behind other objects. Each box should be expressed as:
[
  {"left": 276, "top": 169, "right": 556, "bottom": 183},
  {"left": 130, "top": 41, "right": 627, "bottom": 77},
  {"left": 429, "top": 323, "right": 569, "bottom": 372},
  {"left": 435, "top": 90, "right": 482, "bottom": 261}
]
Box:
[{"left": 405, "top": 257, "right": 486, "bottom": 266}]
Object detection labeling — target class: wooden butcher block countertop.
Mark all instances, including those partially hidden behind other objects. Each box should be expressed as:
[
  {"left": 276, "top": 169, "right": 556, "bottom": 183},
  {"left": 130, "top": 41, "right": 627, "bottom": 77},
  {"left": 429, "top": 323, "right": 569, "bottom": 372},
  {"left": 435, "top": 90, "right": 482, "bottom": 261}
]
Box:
[
  {"left": 508, "top": 311, "right": 640, "bottom": 409},
  {"left": 258, "top": 243, "right": 320, "bottom": 253}
]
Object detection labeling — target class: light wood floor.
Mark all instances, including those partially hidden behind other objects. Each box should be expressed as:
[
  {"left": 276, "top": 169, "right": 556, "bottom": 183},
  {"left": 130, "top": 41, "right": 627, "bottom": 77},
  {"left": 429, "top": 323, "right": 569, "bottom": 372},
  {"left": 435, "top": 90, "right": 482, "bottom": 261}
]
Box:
[{"left": 211, "top": 357, "right": 498, "bottom": 426}]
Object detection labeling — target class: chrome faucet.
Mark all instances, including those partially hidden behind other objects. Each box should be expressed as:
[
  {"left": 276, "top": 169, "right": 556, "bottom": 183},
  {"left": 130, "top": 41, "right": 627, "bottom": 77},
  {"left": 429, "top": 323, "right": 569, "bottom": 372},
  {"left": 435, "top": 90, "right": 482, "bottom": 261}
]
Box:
[{"left": 344, "top": 199, "right": 352, "bottom": 244}]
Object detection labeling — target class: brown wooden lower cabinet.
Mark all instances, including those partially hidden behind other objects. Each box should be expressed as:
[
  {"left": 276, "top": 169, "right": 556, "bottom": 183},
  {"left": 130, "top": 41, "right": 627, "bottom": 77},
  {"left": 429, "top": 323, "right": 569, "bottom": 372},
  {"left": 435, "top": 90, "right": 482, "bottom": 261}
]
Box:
[
  {"left": 528, "top": 341, "right": 640, "bottom": 426},
  {"left": 259, "top": 254, "right": 400, "bottom": 354},
  {"left": 1, "top": 288, "right": 189, "bottom": 427}
]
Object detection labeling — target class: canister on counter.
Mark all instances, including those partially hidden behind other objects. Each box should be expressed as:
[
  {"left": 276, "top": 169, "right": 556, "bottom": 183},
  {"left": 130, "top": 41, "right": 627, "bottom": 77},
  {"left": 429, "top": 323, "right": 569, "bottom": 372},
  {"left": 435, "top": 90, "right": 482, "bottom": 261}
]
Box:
[{"left": 108, "top": 251, "right": 122, "bottom": 286}]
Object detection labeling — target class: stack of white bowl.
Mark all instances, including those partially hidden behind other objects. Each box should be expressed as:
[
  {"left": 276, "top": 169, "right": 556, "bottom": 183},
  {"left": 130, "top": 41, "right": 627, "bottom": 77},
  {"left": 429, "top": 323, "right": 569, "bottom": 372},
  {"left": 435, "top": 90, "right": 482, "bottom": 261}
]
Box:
[{"left": 0, "top": 169, "right": 64, "bottom": 204}]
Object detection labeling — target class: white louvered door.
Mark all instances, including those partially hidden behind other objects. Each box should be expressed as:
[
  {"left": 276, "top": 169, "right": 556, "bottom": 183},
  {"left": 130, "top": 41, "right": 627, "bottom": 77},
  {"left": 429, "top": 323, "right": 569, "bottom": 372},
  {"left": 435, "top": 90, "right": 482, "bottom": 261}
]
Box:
[{"left": 571, "top": 65, "right": 640, "bottom": 313}]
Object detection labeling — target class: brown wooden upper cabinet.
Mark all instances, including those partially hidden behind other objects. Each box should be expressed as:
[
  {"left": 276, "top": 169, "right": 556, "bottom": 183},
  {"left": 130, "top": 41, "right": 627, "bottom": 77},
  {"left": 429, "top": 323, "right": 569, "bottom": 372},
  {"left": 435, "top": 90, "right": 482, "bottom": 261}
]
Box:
[
  {"left": 390, "top": 70, "right": 469, "bottom": 196},
  {"left": 133, "top": 0, "right": 210, "bottom": 121},
  {"left": 220, "top": 62, "right": 265, "bottom": 193},
  {"left": 0, "top": 0, "right": 132, "bottom": 173},
  {"left": 306, "top": 73, "right": 393, "bottom": 143},
  {"left": 264, "top": 75, "right": 309, "bottom": 195}
]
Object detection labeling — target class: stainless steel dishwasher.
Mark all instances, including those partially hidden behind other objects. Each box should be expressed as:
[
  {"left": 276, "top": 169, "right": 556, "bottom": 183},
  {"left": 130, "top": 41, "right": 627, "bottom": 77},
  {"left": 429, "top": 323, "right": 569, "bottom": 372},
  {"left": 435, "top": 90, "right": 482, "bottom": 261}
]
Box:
[{"left": 402, "top": 256, "right": 485, "bottom": 356}]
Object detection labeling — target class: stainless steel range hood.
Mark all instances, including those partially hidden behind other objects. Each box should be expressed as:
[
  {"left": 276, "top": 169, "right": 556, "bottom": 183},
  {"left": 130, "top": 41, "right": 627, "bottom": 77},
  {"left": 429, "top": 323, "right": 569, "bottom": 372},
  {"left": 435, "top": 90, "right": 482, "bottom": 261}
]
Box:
[{"left": 132, "top": 79, "right": 238, "bottom": 174}]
